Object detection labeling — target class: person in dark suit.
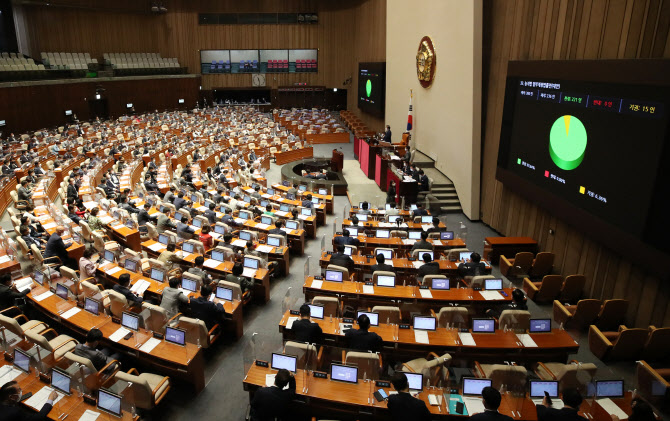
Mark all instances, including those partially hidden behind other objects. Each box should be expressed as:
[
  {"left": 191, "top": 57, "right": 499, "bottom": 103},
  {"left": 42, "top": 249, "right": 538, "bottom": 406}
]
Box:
[
  {"left": 412, "top": 202, "right": 428, "bottom": 217},
  {"left": 112, "top": 273, "right": 143, "bottom": 306},
  {"left": 536, "top": 388, "right": 586, "bottom": 421},
  {"left": 383, "top": 125, "right": 392, "bottom": 143},
  {"left": 204, "top": 202, "right": 218, "bottom": 224},
  {"left": 118, "top": 195, "right": 139, "bottom": 215},
  {"left": 410, "top": 231, "right": 434, "bottom": 252},
  {"left": 418, "top": 253, "right": 440, "bottom": 277},
  {"left": 137, "top": 203, "right": 157, "bottom": 226},
  {"left": 329, "top": 244, "right": 355, "bottom": 272},
  {"left": 189, "top": 285, "right": 226, "bottom": 330},
  {"left": 457, "top": 252, "right": 488, "bottom": 278},
  {"left": 44, "top": 226, "right": 77, "bottom": 270},
  {"left": 0, "top": 380, "right": 57, "bottom": 421},
  {"left": 418, "top": 169, "right": 429, "bottom": 191},
  {"left": 163, "top": 186, "right": 176, "bottom": 204},
  {"left": 19, "top": 225, "right": 45, "bottom": 252},
  {"left": 470, "top": 387, "right": 513, "bottom": 420},
  {"left": 66, "top": 178, "right": 79, "bottom": 201},
  {"left": 387, "top": 372, "right": 431, "bottom": 421},
  {"left": 301, "top": 194, "right": 313, "bottom": 208},
  {"left": 344, "top": 314, "right": 382, "bottom": 352},
  {"left": 0, "top": 273, "right": 32, "bottom": 311},
  {"left": 486, "top": 288, "right": 528, "bottom": 319},
  {"left": 268, "top": 219, "right": 287, "bottom": 237},
  {"left": 334, "top": 229, "right": 360, "bottom": 247},
  {"left": 173, "top": 192, "right": 188, "bottom": 210},
  {"left": 291, "top": 304, "right": 324, "bottom": 344},
  {"left": 67, "top": 204, "right": 82, "bottom": 225},
  {"left": 371, "top": 253, "right": 393, "bottom": 272},
  {"left": 73, "top": 328, "right": 120, "bottom": 371},
  {"left": 425, "top": 217, "right": 442, "bottom": 234},
  {"left": 249, "top": 368, "right": 296, "bottom": 421}
]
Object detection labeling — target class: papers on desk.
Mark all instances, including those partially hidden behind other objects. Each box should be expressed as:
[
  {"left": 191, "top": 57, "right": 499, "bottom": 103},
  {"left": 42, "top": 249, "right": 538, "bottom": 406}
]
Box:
[
  {"left": 256, "top": 223, "right": 270, "bottom": 230},
  {"left": 339, "top": 323, "right": 353, "bottom": 334},
  {"left": 0, "top": 366, "right": 24, "bottom": 383},
  {"left": 34, "top": 291, "right": 54, "bottom": 302},
  {"left": 177, "top": 288, "right": 192, "bottom": 297},
  {"left": 105, "top": 266, "right": 122, "bottom": 276},
  {"left": 311, "top": 280, "right": 323, "bottom": 289},
  {"left": 242, "top": 268, "right": 257, "bottom": 278},
  {"left": 298, "top": 214, "right": 309, "bottom": 220},
  {"left": 0, "top": 255, "right": 12, "bottom": 264},
  {"left": 532, "top": 399, "right": 564, "bottom": 409},
  {"left": 111, "top": 224, "right": 125, "bottom": 230},
  {"left": 131, "top": 280, "right": 151, "bottom": 296},
  {"left": 464, "top": 396, "right": 486, "bottom": 416},
  {"left": 403, "top": 239, "right": 416, "bottom": 245},
  {"left": 431, "top": 240, "right": 443, "bottom": 246},
  {"left": 458, "top": 332, "right": 477, "bottom": 346},
  {"left": 109, "top": 327, "right": 130, "bottom": 342},
  {"left": 148, "top": 243, "right": 165, "bottom": 252},
  {"left": 428, "top": 394, "right": 442, "bottom": 406},
  {"left": 79, "top": 409, "right": 101, "bottom": 421},
  {"left": 196, "top": 206, "right": 207, "bottom": 212},
  {"left": 24, "top": 386, "right": 65, "bottom": 410},
  {"left": 210, "top": 232, "right": 221, "bottom": 239},
  {"left": 99, "top": 216, "right": 114, "bottom": 224},
  {"left": 412, "top": 261, "right": 425, "bottom": 269},
  {"left": 14, "top": 277, "right": 34, "bottom": 292},
  {"left": 232, "top": 239, "right": 247, "bottom": 247},
  {"left": 419, "top": 289, "right": 433, "bottom": 298},
  {"left": 139, "top": 337, "right": 161, "bottom": 353},
  {"left": 83, "top": 201, "right": 98, "bottom": 209},
  {"left": 280, "top": 228, "right": 294, "bottom": 234},
  {"left": 362, "top": 285, "right": 374, "bottom": 294},
  {"left": 286, "top": 316, "right": 298, "bottom": 329},
  {"left": 42, "top": 222, "right": 57, "bottom": 230},
  {"left": 60, "top": 307, "right": 81, "bottom": 320},
  {"left": 176, "top": 251, "right": 192, "bottom": 260},
  {"left": 516, "top": 333, "right": 538, "bottom": 348},
  {"left": 477, "top": 291, "right": 502, "bottom": 301},
  {"left": 275, "top": 211, "right": 289, "bottom": 217},
  {"left": 265, "top": 374, "right": 290, "bottom": 390},
  {"left": 203, "top": 259, "right": 220, "bottom": 268},
  {"left": 234, "top": 218, "right": 246, "bottom": 224},
  {"left": 256, "top": 245, "right": 274, "bottom": 254},
  {"left": 596, "top": 398, "right": 629, "bottom": 419},
  {"left": 414, "top": 330, "right": 430, "bottom": 344}
]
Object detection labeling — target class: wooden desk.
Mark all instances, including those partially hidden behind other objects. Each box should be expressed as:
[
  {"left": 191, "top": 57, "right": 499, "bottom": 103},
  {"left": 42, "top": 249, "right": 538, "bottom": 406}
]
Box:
[
  {"left": 0, "top": 249, "right": 22, "bottom": 275},
  {"left": 275, "top": 147, "right": 314, "bottom": 165},
  {"left": 305, "top": 132, "right": 349, "bottom": 144},
  {"left": 331, "top": 235, "right": 467, "bottom": 256},
  {"left": 483, "top": 237, "right": 538, "bottom": 264},
  {"left": 272, "top": 183, "right": 334, "bottom": 214}
]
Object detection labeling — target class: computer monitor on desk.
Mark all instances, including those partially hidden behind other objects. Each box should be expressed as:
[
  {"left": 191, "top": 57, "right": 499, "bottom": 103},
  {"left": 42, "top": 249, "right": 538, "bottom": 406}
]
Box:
[
  {"left": 596, "top": 380, "right": 624, "bottom": 398},
  {"left": 271, "top": 353, "right": 297, "bottom": 373},
  {"left": 182, "top": 242, "right": 195, "bottom": 253},
  {"left": 484, "top": 278, "right": 503, "bottom": 290},
  {"left": 356, "top": 311, "right": 379, "bottom": 326},
  {"left": 150, "top": 268, "right": 165, "bottom": 283},
  {"left": 529, "top": 319, "right": 552, "bottom": 333},
  {"left": 215, "top": 286, "right": 233, "bottom": 301},
  {"left": 124, "top": 258, "right": 139, "bottom": 273},
  {"left": 356, "top": 213, "right": 368, "bottom": 222},
  {"left": 375, "top": 229, "right": 390, "bottom": 239},
  {"left": 97, "top": 389, "right": 123, "bottom": 417},
  {"left": 417, "top": 251, "right": 433, "bottom": 261},
  {"left": 13, "top": 348, "right": 31, "bottom": 373},
  {"left": 330, "top": 363, "right": 358, "bottom": 384},
  {"left": 121, "top": 312, "right": 140, "bottom": 331},
  {"left": 440, "top": 231, "right": 454, "bottom": 240},
  {"left": 51, "top": 368, "right": 72, "bottom": 395},
  {"left": 529, "top": 380, "right": 559, "bottom": 398},
  {"left": 346, "top": 227, "right": 358, "bottom": 237},
  {"left": 405, "top": 372, "right": 423, "bottom": 391},
  {"left": 165, "top": 326, "right": 186, "bottom": 346},
  {"left": 431, "top": 278, "right": 450, "bottom": 290},
  {"left": 472, "top": 318, "right": 495, "bottom": 333},
  {"left": 84, "top": 297, "right": 101, "bottom": 316},
  {"left": 267, "top": 236, "right": 281, "bottom": 247},
  {"left": 376, "top": 274, "right": 395, "bottom": 287},
  {"left": 307, "top": 304, "right": 324, "bottom": 319},
  {"left": 181, "top": 278, "right": 198, "bottom": 293},
  {"left": 324, "top": 270, "right": 343, "bottom": 283},
  {"left": 408, "top": 231, "right": 422, "bottom": 240},
  {"left": 413, "top": 316, "right": 436, "bottom": 331},
  {"left": 462, "top": 378, "right": 492, "bottom": 396}
]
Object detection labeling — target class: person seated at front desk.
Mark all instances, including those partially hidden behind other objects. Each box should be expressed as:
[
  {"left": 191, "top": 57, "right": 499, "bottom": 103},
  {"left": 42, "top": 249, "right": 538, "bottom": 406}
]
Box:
[
  {"left": 74, "top": 328, "right": 121, "bottom": 373},
  {"left": 160, "top": 277, "right": 190, "bottom": 319},
  {"left": 486, "top": 288, "right": 527, "bottom": 319},
  {"left": 20, "top": 225, "right": 45, "bottom": 253},
  {"left": 334, "top": 229, "right": 360, "bottom": 247},
  {"left": 113, "top": 273, "right": 143, "bottom": 307},
  {"left": 344, "top": 313, "right": 382, "bottom": 352},
  {"left": 301, "top": 194, "right": 313, "bottom": 209},
  {"left": 470, "top": 387, "right": 513, "bottom": 421},
  {"left": 535, "top": 388, "right": 586, "bottom": 421},
  {"left": 330, "top": 244, "right": 355, "bottom": 273},
  {"left": 412, "top": 202, "right": 428, "bottom": 217},
  {"left": 371, "top": 254, "right": 393, "bottom": 272},
  {"left": 0, "top": 380, "right": 58, "bottom": 421},
  {"left": 410, "top": 231, "right": 433, "bottom": 253},
  {"left": 190, "top": 285, "right": 226, "bottom": 330},
  {"left": 387, "top": 372, "right": 431, "bottom": 421},
  {"left": 44, "top": 226, "right": 77, "bottom": 270},
  {"left": 250, "top": 369, "right": 296, "bottom": 421},
  {"left": 291, "top": 304, "right": 323, "bottom": 344},
  {"left": 0, "top": 273, "right": 32, "bottom": 311},
  {"left": 418, "top": 253, "right": 440, "bottom": 277},
  {"left": 457, "top": 252, "right": 487, "bottom": 278},
  {"left": 383, "top": 125, "right": 392, "bottom": 143}
]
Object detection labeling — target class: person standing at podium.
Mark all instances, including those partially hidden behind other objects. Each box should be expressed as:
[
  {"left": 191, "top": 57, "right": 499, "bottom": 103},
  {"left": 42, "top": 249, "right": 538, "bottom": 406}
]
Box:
[{"left": 383, "top": 125, "right": 392, "bottom": 142}]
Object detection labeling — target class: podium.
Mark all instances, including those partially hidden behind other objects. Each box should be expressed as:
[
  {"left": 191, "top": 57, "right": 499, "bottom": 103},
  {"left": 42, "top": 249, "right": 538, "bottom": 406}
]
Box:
[{"left": 331, "top": 149, "right": 343, "bottom": 172}]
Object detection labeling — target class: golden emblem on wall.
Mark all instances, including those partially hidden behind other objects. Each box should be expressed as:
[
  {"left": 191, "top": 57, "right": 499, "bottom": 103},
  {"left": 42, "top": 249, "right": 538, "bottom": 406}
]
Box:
[{"left": 416, "top": 36, "right": 436, "bottom": 88}]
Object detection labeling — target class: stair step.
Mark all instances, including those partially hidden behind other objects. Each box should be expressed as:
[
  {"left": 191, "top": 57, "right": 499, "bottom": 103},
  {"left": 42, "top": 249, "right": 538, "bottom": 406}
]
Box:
[
  {"left": 430, "top": 187, "right": 456, "bottom": 193},
  {"left": 440, "top": 206, "right": 462, "bottom": 213},
  {"left": 433, "top": 194, "right": 459, "bottom": 200}
]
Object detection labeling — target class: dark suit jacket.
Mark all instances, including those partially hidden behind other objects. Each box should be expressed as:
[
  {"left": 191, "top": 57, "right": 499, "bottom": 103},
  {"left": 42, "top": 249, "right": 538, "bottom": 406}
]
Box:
[
  {"left": 329, "top": 252, "right": 354, "bottom": 272},
  {"left": 413, "top": 209, "right": 428, "bottom": 217},
  {"left": 470, "top": 410, "right": 514, "bottom": 420},
  {"left": 383, "top": 129, "right": 392, "bottom": 142},
  {"left": 0, "top": 284, "right": 29, "bottom": 310},
  {"left": 418, "top": 261, "right": 441, "bottom": 277},
  {"left": 189, "top": 296, "right": 226, "bottom": 329},
  {"left": 66, "top": 184, "right": 78, "bottom": 199},
  {"left": 411, "top": 240, "right": 434, "bottom": 252},
  {"left": 371, "top": 263, "right": 393, "bottom": 272},
  {"left": 291, "top": 318, "right": 323, "bottom": 343},
  {"left": 250, "top": 376, "right": 296, "bottom": 421},
  {"left": 73, "top": 343, "right": 110, "bottom": 371},
  {"left": 44, "top": 233, "right": 68, "bottom": 263},
  {"left": 112, "top": 284, "right": 143, "bottom": 305},
  {"left": 344, "top": 328, "right": 382, "bottom": 352},
  {"left": 0, "top": 402, "right": 53, "bottom": 421},
  {"left": 173, "top": 197, "right": 187, "bottom": 210},
  {"left": 137, "top": 210, "right": 156, "bottom": 226},
  {"left": 268, "top": 228, "right": 286, "bottom": 237},
  {"left": 122, "top": 203, "right": 139, "bottom": 214},
  {"left": 204, "top": 209, "right": 217, "bottom": 224},
  {"left": 334, "top": 235, "right": 360, "bottom": 246},
  {"left": 387, "top": 392, "right": 431, "bottom": 421},
  {"left": 536, "top": 405, "right": 587, "bottom": 421},
  {"left": 457, "top": 262, "right": 488, "bottom": 277}
]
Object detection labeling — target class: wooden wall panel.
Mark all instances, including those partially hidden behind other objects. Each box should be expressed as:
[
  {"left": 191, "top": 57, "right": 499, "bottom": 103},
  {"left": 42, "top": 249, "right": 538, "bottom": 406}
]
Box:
[{"left": 481, "top": 0, "right": 670, "bottom": 327}]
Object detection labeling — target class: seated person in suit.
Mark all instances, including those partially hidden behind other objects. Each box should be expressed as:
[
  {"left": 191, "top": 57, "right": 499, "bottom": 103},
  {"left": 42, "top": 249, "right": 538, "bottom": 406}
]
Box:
[
  {"left": 137, "top": 203, "right": 157, "bottom": 226},
  {"left": 614, "top": 398, "right": 655, "bottom": 421},
  {"left": 73, "top": 328, "right": 121, "bottom": 372},
  {"left": 457, "top": 252, "right": 487, "bottom": 278},
  {"left": 0, "top": 273, "right": 32, "bottom": 311},
  {"left": 344, "top": 313, "right": 382, "bottom": 352},
  {"left": 301, "top": 194, "right": 313, "bottom": 208},
  {"left": 268, "top": 219, "right": 287, "bottom": 237},
  {"left": 44, "top": 226, "right": 77, "bottom": 270},
  {"left": 329, "top": 244, "right": 355, "bottom": 273},
  {"left": 0, "top": 381, "right": 58, "bottom": 420},
  {"left": 188, "top": 255, "right": 213, "bottom": 285},
  {"left": 250, "top": 368, "right": 296, "bottom": 421},
  {"left": 418, "top": 253, "right": 440, "bottom": 277},
  {"left": 158, "top": 243, "right": 181, "bottom": 271},
  {"left": 291, "top": 303, "right": 324, "bottom": 344},
  {"left": 410, "top": 231, "right": 434, "bottom": 252},
  {"left": 334, "top": 229, "right": 360, "bottom": 247},
  {"left": 160, "top": 277, "right": 190, "bottom": 318},
  {"left": 412, "top": 202, "right": 428, "bottom": 217},
  {"left": 19, "top": 225, "right": 45, "bottom": 252},
  {"left": 112, "top": 273, "right": 143, "bottom": 306},
  {"left": 425, "top": 217, "right": 442, "bottom": 234},
  {"left": 471, "top": 386, "right": 513, "bottom": 420},
  {"left": 287, "top": 184, "right": 298, "bottom": 197},
  {"left": 387, "top": 372, "right": 432, "bottom": 421},
  {"left": 486, "top": 288, "right": 528, "bottom": 319},
  {"left": 163, "top": 186, "right": 176, "bottom": 204},
  {"left": 204, "top": 203, "right": 218, "bottom": 224},
  {"left": 358, "top": 201, "right": 371, "bottom": 214},
  {"left": 536, "top": 388, "right": 586, "bottom": 421},
  {"left": 225, "top": 262, "right": 254, "bottom": 294},
  {"left": 371, "top": 253, "right": 393, "bottom": 272},
  {"left": 386, "top": 202, "right": 400, "bottom": 216},
  {"left": 189, "top": 285, "right": 226, "bottom": 329}
]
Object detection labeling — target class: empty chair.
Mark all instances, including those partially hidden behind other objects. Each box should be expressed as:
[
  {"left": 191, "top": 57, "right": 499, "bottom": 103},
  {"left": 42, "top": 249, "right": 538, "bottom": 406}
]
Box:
[
  {"left": 312, "top": 296, "right": 340, "bottom": 318},
  {"left": 0, "top": 310, "right": 48, "bottom": 340},
  {"left": 401, "top": 352, "right": 451, "bottom": 387},
  {"left": 642, "top": 326, "right": 670, "bottom": 362},
  {"left": 596, "top": 299, "right": 629, "bottom": 331},
  {"left": 635, "top": 360, "right": 670, "bottom": 409},
  {"left": 175, "top": 316, "right": 220, "bottom": 348},
  {"left": 469, "top": 275, "right": 495, "bottom": 289},
  {"left": 529, "top": 252, "right": 554, "bottom": 278},
  {"left": 107, "top": 290, "right": 129, "bottom": 318},
  {"left": 24, "top": 329, "right": 78, "bottom": 361},
  {"left": 326, "top": 264, "right": 350, "bottom": 281},
  {"left": 499, "top": 252, "right": 534, "bottom": 278},
  {"left": 475, "top": 363, "right": 528, "bottom": 391},
  {"left": 446, "top": 248, "right": 470, "bottom": 261},
  {"left": 370, "top": 306, "right": 401, "bottom": 324},
  {"left": 344, "top": 351, "right": 381, "bottom": 380},
  {"left": 558, "top": 274, "right": 586, "bottom": 303},
  {"left": 523, "top": 274, "right": 563, "bottom": 303},
  {"left": 81, "top": 280, "right": 111, "bottom": 308},
  {"left": 114, "top": 369, "right": 170, "bottom": 410},
  {"left": 283, "top": 341, "right": 321, "bottom": 370},
  {"left": 553, "top": 299, "right": 602, "bottom": 330},
  {"left": 498, "top": 310, "right": 531, "bottom": 331},
  {"left": 534, "top": 361, "right": 597, "bottom": 393},
  {"left": 433, "top": 307, "right": 469, "bottom": 329},
  {"left": 589, "top": 325, "right": 649, "bottom": 361}
]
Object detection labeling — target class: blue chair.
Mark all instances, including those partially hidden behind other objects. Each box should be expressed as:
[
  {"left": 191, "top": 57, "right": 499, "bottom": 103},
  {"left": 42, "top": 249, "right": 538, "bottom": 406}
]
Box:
[
  {"left": 252, "top": 60, "right": 258, "bottom": 70},
  {"left": 217, "top": 60, "right": 223, "bottom": 71},
  {"left": 224, "top": 60, "right": 231, "bottom": 72},
  {"left": 210, "top": 61, "right": 215, "bottom": 72}
]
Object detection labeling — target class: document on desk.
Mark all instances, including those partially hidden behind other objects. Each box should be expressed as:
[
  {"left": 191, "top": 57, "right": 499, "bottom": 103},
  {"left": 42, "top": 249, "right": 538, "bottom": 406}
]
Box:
[
  {"left": 24, "top": 386, "right": 65, "bottom": 410},
  {"left": 532, "top": 398, "right": 564, "bottom": 409},
  {"left": 516, "top": 333, "right": 538, "bottom": 348},
  {"left": 34, "top": 291, "right": 54, "bottom": 302},
  {"left": 285, "top": 317, "right": 298, "bottom": 329},
  {"left": 0, "top": 255, "right": 12, "bottom": 264},
  {"left": 464, "top": 396, "right": 486, "bottom": 416},
  {"left": 402, "top": 239, "right": 416, "bottom": 245},
  {"left": 255, "top": 223, "right": 270, "bottom": 230},
  {"left": 131, "top": 280, "right": 151, "bottom": 296},
  {"left": 265, "top": 374, "right": 290, "bottom": 389},
  {"left": 203, "top": 259, "right": 220, "bottom": 268},
  {"left": 275, "top": 211, "right": 289, "bottom": 217},
  {"left": 109, "top": 327, "right": 130, "bottom": 342},
  {"left": 414, "top": 330, "right": 430, "bottom": 344},
  {"left": 61, "top": 307, "right": 81, "bottom": 320},
  {"left": 111, "top": 224, "right": 125, "bottom": 230},
  {"left": 311, "top": 280, "right": 323, "bottom": 289},
  {"left": 0, "top": 366, "right": 23, "bottom": 383},
  {"left": 339, "top": 323, "right": 353, "bottom": 334},
  {"left": 232, "top": 239, "right": 247, "bottom": 247},
  {"left": 176, "top": 251, "right": 192, "bottom": 260},
  {"left": 41, "top": 222, "right": 57, "bottom": 230},
  {"left": 14, "top": 277, "right": 34, "bottom": 292},
  {"left": 431, "top": 240, "right": 443, "bottom": 246},
  {"left": 281, "top": 227, "right": 294, "bottom": 234},
  {"left": 139, "top": 337, "right": 161, "bottom": 353},
  {"left": 362, "top": 285, "right": 374, "bottom": 294},
  {"left": 596, "top": 398, "right": 629, "bottom": 419},
  {"left": 298, "top": 214, "right": 309, "bottom": 220},
  {"left": 148, "top": 243, "right": 164, "bottom": 252},
  {"left": 242, "top": 268, "right": 257, "bottom": 278},
  {"left": 105, "top": 266, "right": 122, "bottom": 276},
  {"left": 99, "top": 216, "right": 114, "bottom": 224},
  {"left": 479, "top": 291, "right": 504, "bottom": 300},
  {"left": 234, "top": 218, "right": 246, "bottom": 224},
  {"left": 419, "top": 289, "right": 433, "bottom": 298},
  {"left": 256, "top": 245, "right": 274, "bottom": 254},
  {"left": 458, "top": 332, "right": 477, "bottom": 346},
  {"left": 78, "top": 409, "right": 101, "bottom": 421},
  {"left": 412, "top": 261, "right": 425, "bottom": 269}
]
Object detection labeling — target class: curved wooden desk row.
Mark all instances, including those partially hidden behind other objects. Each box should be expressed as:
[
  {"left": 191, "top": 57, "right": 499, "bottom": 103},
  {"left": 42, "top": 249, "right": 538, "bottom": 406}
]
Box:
[
  {"left": 331, "top": 235, "right": 467, "bottom": 254},
  {"left": 25, "top": 285, "right": 206, "bottom": 392},
  {"left": 274, "top": 147, "right": 314, "bottom": 165},
  {"left": 240, "top": 185, "right": 326, "bottom": 230},
  {"left": 243, "top": 363, "right": 634, "bottom": 420},
  {"left": 278, "top": 311, "right": 579, "bottom": 361}
]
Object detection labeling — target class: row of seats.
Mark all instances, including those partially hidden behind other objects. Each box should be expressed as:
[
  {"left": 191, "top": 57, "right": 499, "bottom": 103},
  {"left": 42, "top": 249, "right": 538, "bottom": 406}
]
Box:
[
  {"left": 104, "top": 52, "right": 180, "bottom": 69},
  {"left": 589, "top": 324, "right": 670, "bottom": 362},
  {"left": 40, "top": 52, "right": 98, "bottom": 70}
]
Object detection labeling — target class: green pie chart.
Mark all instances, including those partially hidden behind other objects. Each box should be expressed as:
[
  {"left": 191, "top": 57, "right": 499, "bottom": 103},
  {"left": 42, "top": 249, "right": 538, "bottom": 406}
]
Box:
[
  {"left": 366, "top": 79, "right": 372, "bottom": 98},
  {"left": 549, "top": 115, "right": 587, "bottom": 171}
]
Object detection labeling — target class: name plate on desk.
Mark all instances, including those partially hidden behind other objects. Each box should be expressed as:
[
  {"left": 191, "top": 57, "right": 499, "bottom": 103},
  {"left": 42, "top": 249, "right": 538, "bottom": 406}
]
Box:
[
  {"left": 313, "top": 371, "right": 328, "bottom": 379},
  {"left": 255, "top": 360, "right": 269, "bottom": 368},
  {"left": 375, "top": 380, "right": 390, "bottom": 388},
  {"left": 342, "top": 318, "right": 354, "bottom": 324},
  {"left": 419, "top": 285, "right": 429, "bottom": 289},
  {"left": 290, "top": 310, "right": 300, "bottom": 315},
  {"left": 313, "top": 275, "right": 323, "bottom": 280},
  {"left": 399, "top": 324, "right": 410, "bottom": 330}
]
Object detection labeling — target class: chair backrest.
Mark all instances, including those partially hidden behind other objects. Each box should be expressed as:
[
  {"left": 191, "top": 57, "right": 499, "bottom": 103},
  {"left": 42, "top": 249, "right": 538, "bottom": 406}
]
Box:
[
  {"left": 597, "top": 299, "right": 629, "bottom": 331},
  {"left": 635, "top": 361, "right": 670, "bottom": 407},
  {"left": 372, "top": 271, "right": 395, "bottom": 286},
  {"left": 24, "top": 330, "right": 53, "bottom": 351},
  {"left": 609, "top": 328, "right": 649, "bottom": 360},
  {"left": 487, "top": 364, "right": 528, "bottom": 391},
  {"left": 141, "top": 302, "right": 168, "bottom": 334},
  {"left": 570, "top": 299, "right": 603, "bottom": 328},
  {"left": 530, "top": 252, "right": 555, "bottom": 277},
  {"left": 534, "top": 275, "right": 563, "bottom": 303},
  {"left": 312, "top": 296, "right": 339, "bottom": 317},
  {"left": 81, "top": 280, "right": 103, "bottom": 298},
  {"left": 643, "top": 327, "right": 670, "bottom": 361},
  {"left": 218, "top": 280, "right": 242, "bottom": 300},
  {"left": 446, "top": 248, "right": 470, "bottom": 261},
  {"left": 559, "top": 275, "right": 586, "bottom": 302},
  {"left": 61, "top": 266, "right": 79, "bottom": 284},
  {"left": 470, "top": 275, "right": 495, "bottom": 289},
  {"left": 555, "top": 362, "right": 597, "bottom": 393},
  {"left": 408, "top": 353, "right": 452, "bottom": 385},
  {"left": 499, "top": 310, "right": 531, "bottom": 330},
  {"left": 65, "top": 351, "right": 98, "bottom": 374},
  {"left": 390, "top": 230, "right": 407, "bottom": 238},
  {"left": 370, "top": 306, "right": 401, "bottom": 324},
  {"left": 0, "top": 314, "right": 25, "bottom": 338},
  {"left": 512, "top": 252, "right": 534, "bottom": 273},
  {"left": 283, "top": 341, "right": 318, "bottom": 370},
  {"left": 345, "top": 351, "right": 380, "bottom": 380},
  {"left": 436, "top": 307, "right": 469, "bottom": 328},
  {"left": 107, "top": 290, "right": 128, "bottom": 317},
  {"left": 114, "top": 371, "right": 154, "bottom": 409},
  {"left": 326, "top": 264, "right": 349, "bottom": 281},
  {"left": 177, "top": 316, "right": 210, "bottom": 348}
]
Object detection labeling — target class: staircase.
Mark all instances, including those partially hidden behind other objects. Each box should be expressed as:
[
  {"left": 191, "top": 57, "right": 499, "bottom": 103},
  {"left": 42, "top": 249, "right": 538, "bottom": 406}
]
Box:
[{"left": 413, "top": 151, "right": 462, "bottom": 214}]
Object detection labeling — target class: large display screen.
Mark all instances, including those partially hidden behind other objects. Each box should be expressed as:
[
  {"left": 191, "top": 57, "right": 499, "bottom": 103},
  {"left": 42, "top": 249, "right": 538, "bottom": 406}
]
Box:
[
  {"left": 496, "top": 60, "right": 670, "bottom": 269},
  {"left": 358, "top": 62, "right": 385, "bottom": 117}
]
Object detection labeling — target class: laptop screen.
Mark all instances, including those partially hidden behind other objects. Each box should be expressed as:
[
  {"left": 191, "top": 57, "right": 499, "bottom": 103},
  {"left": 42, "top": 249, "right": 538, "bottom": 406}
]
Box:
[
  {"left": 331, "top": 364, "right": 358, "bottom": 384},
  {"left": 408, "top": 231, "right": 422, "bottom": 240},
  {"left": 174, "top": 212, "right": 183, "bottom": 222},
  {"left": 97, "top": 389, "right": 123, "bottom": 417},
  {"left": 356, "top": 214, "right": 368, "bottom": 222},
  {"left": 299, "top": 185, "right": 307, "bottom": 192},
  {"left": 243, "top": 195, "right": 251, "bottom": 203},
  {"left": 55, "top": 283, "right": 69, "bottom": 300},
  {"left": 280, "top": 204, "right": 290, "bottom": 212},
  {"left": 311, "top": 197, "right": 319, "bottom": 204},
  {"left": 104, "top": 250, "right": 115, "bottom": 263},
  {"left": 472, "top": 318, "right": 495, "bottom": 333},
  {"left": 463, "top": 378, "right": 492, "bottom": 396},
  {"left": 307, "top": 304, "right": 324, "bottom": 319},
  {"left": 343, "top": 246, "right": 353, "bottom": 256},
  {"left": 214, "top": 224, "right": 227, "bottom": 234},
  {"left": 418, "top": 251, "right": 433, "bottom": 261},
  {"left": 84, "top": 297, "right": 100, "bottom": 315},
  {"left": 267, "top": 188, "right": 275, "bottom": 195},
  {"left": 14, "top": 348, "right": 30, "bottom": 373},
  {"left": 406, "top": 372, "right": 423, "bottom": 391},
  {"left": 261, "top": 216, "right": 273, "bottom": 225},
  {"left": 260, "top": 200, "right": 268, "bottom": 207},
  {"left": 158, "top": 234, "right": 169, "bottom": 245},
  {"left": 33, "top": 270, "right": 44, "bottom": 285},
  {"left": 181, "top": 278, "right": 197, "bottom": 292},
  {"left": 376, "top": 249, "right": 393, "bottom": 259},
  {"left": 150, "top": 268, "right": 164, "bottom": 283},
  {"left": 271, "top": 353, "right": 297, "bottom": 373},
  {"left": 459, "top": 251, "right": 472, "bottom": 261},
  {"left": 324, "top": 270, "right": 343, "bottom": 282},
  {"left": 192, "top": 218, "right": 202, "bottom": 228},
  {"left": 267, "top": 236, "right": 281, "bottom": 247},
  {"left": 318, "top": 188, "right": 327, "bottom": 195},
  {"left": 484, "top": 279, "right": 503, "bottom": 290},
  {"left": 51, "top": 368, "right": 71, "bottom": 395},
  {"left": 240, "top": 231, "right": 251, "bottom": 241},
  {"left": 301, "top": 208, "right": 312, "bottom": 216},
  {"left": 286, "top": 193, "right": 295, "bottom": 200},
  {"left": 431, "top": 278, "right": 450, "bottom": 290},
  {"left": 121, "top": 312, "right": 139, "bottom": 331},
  {"left": 356, "top": 311, "right": 379, "bottom": 326},
  {"left": 124, "top": 258, "right": 138, "bottom": 273},
  {"left": 388, "top": 215, "right": 401, "bottom": 223},
  {"left": 530, "top": 380, "right": 559, "bottom": 398},
  {"left": 125, "top": 220, "right": 135, "bottom": 229},
  {"left": 239, "top": 211, "right": 251, "bottom": 220},
  {"left": 413, "top": 316, "right": 437, "bottom": 331},
  {"left": 211, "top": 250, "right": 225, "bottom": 262},
  {"left": 529, "top": 319, "right": 552, "bottom": 333},
  {"left": 346, "top": 227, "right": 358, "bottom": 237},
  {"left": 596, "top": 380, "right": 624, "bottom": 398},
  {"left": 165, "top": 327, "right": 186, "bottom": 346},
  {"left": 377, "top": 275, "right": 395, "bottom": 287},
  {"left": 410, "top": 204, "right": 418, "bottom": 210},
  {"left": 421, "top": 215, "right": 433, "bottom": 224},
  {"left": 216, "top": 286, "right": 233, "bottom": 301},
  {"left": 244, "top": 257, "right": 259, "bottom": 269},
  {"left": 182, "top": 242, "right": 195, "bottom": 253},
  {"left": 441, "top": 231, "right": 454, "bottom": 240},
  {"left": 376, "top": 230, "right": 390, "bottom": 239}
]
